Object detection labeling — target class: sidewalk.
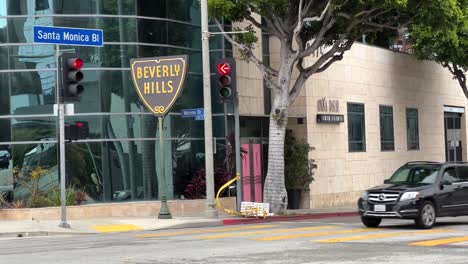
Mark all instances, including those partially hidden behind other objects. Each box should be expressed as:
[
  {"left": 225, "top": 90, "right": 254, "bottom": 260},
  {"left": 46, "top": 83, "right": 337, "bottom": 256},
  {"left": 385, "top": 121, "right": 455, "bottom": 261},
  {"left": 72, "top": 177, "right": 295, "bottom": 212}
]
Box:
[{"left": 0, "top": 205, "right": 357, "bottom": 238}]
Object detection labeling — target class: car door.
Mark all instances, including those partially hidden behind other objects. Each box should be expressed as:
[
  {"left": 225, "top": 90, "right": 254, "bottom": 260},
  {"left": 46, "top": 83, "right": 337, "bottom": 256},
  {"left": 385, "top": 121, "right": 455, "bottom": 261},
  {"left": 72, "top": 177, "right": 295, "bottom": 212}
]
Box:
[
  {"left": 454, "top": 166, "right": 468, "bottom": 214},
  {"left": 438, "top": 167, "right": 459, "bottom": 215}
]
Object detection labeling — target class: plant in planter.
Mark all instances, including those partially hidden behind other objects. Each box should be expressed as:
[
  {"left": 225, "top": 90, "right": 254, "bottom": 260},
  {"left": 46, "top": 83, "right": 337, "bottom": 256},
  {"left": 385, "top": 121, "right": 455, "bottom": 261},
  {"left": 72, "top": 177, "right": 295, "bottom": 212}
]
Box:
[
  {"left": 184, "top": 168, "right": 232, "bottom": 199},
  {"left": 284, "top": 129, "right": 317, "bottom": 209}
]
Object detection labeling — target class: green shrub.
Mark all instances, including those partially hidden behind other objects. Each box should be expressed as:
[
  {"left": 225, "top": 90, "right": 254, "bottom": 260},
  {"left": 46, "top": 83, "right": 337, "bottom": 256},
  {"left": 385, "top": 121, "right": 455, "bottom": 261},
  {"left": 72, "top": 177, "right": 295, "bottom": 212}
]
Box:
[{"left": 284, "top": 129, "right": 317, "bottom": 190}]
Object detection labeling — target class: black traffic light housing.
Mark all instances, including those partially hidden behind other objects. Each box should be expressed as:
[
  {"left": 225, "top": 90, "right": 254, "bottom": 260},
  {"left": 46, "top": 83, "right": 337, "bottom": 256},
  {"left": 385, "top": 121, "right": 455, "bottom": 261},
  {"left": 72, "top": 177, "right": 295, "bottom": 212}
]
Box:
[
  {"left": 215, "top": 58, "right": 237, "bottom": 102},
  {"left": 65, "top": 121, "right": 89, "bottom": 142},
  {"left": 60, "top": 53, "right": 84, "bottom": 103}
]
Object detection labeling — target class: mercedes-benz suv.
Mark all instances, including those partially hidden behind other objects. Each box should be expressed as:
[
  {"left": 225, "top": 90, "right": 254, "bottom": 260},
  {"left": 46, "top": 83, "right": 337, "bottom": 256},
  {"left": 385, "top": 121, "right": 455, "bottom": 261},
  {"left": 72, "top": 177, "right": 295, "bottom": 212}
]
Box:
[{"left": 358, "top": 161, "right": 468, "bottom": 229}]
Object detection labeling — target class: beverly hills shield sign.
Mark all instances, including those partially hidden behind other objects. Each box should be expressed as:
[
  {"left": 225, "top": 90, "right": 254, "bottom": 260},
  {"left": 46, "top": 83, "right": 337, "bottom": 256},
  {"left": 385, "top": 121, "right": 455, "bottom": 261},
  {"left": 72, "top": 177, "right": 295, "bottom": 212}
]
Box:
[{"left": 130, "top": 55, "right": 188, "bottom": 116}]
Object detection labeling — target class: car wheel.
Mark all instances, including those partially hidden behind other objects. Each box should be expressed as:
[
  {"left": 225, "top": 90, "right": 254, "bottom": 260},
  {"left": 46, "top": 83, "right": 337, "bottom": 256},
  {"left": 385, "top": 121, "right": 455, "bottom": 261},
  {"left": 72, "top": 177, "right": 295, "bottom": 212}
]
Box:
[
  {"left": 361, "top": 216, "right": 382, "bottom": 227},
  {"left": 415, "top": 201, "right": 436, "bottom": 229}
]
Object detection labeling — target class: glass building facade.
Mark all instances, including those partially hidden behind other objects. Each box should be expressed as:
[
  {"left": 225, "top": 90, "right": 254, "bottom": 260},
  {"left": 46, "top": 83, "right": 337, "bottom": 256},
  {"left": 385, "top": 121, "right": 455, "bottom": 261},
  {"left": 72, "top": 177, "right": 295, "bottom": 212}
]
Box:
[{"left": 0, "top": 0, "right": 240, "bottom": 205}]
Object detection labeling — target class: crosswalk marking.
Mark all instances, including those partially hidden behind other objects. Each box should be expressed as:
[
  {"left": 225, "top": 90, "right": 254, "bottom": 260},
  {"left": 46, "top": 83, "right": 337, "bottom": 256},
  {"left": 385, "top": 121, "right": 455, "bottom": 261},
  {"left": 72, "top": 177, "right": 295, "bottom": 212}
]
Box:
[
  {"left": 199, "top": 225, "right": 338, "bottom": 240},
  {"left": 255, "top": 228, "right": 380, "bottom": 241},
  {"left": 317, "top": 229, "right": 450, "bottom": 243},
  {"left": 92, "top": 224, "right": 143, "bottom": 233},
  {"left": 409, "top": 236, "right": 468, "bottom": 247},
  {"left": 135, "top": 224, "right": 279, "bottom": 238}
]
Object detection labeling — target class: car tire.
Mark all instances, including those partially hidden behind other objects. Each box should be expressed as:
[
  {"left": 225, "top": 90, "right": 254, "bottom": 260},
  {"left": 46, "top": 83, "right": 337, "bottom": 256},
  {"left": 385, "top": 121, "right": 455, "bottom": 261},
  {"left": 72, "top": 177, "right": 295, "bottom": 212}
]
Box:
[
  {"left": 361, "top": 216, "right": 382, "bottom": 227},
  {"left": 415, "top": 200, "right": 436, "bottom": 229}
]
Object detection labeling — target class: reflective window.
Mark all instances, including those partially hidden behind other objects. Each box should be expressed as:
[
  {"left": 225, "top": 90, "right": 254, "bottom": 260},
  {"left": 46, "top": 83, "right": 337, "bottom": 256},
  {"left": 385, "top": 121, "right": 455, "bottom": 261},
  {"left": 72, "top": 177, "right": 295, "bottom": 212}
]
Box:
[
  {"left": 8, "top": 45, "right": 56, "bottom": 70},
  {"left": 53, "top": 0, "right": 97, "bottom": 14},
  {"left": 0, "top": 119, "right": 11, "bottom": 143},
  {"left": 10, "top": 71, "right": 56, "bottom": 114},
  {"left": 347, "top": 103, "right": 366, "bottom": 152},
  {"left": 406, "top": 108, "right": 419, "bottom": 150},
  {"left": 7, "top": 0, "right": 53, "bottom": 15},
  {"left": 0, "top": 73, "right": 10, "bottom": 115},
  {"left": 11, "top": 117, "right": 56, "bottom": 142},
  {"left": 0, "top": 0, "right": 206, "bottom": 205},
  {"left": 380, "top": 105, "right": 394, "bottom": 151},
  {"left": 7, "top": 17, "right": 138, "bottom": 43}
]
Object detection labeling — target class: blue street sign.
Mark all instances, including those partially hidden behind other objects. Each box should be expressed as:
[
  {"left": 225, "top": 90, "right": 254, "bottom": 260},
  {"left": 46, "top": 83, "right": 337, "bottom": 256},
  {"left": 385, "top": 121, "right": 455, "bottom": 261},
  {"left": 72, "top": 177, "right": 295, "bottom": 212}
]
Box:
[
  {"left": 195, "top": 108, "right": 204, "bottom": 120},
  {"left": 181, "top": 108, "right": 204, "bottom": 120},
  {"left": 33, "top": 26, "right": 103, "bottom": 47}
]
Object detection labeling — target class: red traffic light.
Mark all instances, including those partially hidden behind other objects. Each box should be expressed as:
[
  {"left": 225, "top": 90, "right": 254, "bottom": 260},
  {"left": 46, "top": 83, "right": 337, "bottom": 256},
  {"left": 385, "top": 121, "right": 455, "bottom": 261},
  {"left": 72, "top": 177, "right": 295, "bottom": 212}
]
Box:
[
  {"left": 217, "top": 63, "right": 231, "bottom": 75},
  {"left": 76, "top": 122, "right": 84, "bottom": 128},
  {"left": 73, "top": 58, "right": 83, "bottom": 69},
  {"left": 67, "top": 57, "right": 83, "bottom": 70}
]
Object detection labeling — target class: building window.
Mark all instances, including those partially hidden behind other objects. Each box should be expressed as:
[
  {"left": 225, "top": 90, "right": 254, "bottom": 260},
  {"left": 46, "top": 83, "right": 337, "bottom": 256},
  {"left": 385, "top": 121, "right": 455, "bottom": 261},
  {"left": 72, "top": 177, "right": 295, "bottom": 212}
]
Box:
[
  {"left": 347, "top": 103, "right": 366, "bottom": 152},
  {"left": 380, "top": 105, "right": 395, "bottom": 151},
  {"left": 406, "top": 108, "right": 419, "bottom": 150}
]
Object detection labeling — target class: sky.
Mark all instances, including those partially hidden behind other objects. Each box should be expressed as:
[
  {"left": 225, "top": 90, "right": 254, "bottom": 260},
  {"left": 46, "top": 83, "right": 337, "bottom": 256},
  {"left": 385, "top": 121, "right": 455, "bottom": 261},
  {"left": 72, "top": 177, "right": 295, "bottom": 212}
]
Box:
[{"left": 0, "top": 1, "right": 6, "bottom": 28}]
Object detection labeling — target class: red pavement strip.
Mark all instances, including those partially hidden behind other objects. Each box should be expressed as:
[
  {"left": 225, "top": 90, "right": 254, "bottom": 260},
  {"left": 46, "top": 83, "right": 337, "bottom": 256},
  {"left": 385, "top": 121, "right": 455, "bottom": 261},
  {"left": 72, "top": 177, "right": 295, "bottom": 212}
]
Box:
[{"left": 222, "top": 211, "right": 358, "bottom": 225}]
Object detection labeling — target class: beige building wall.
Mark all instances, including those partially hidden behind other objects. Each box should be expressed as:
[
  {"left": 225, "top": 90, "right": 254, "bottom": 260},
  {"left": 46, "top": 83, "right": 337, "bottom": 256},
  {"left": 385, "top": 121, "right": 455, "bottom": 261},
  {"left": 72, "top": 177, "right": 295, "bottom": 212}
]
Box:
[
  {"left": 233, "top": 29, "right": 466, "bottom": 210},
  {"left": 304, "top": 43, "right": 468, "bottom": 209},
  {"left": 232, "top": 17, "right": 266, "bottom": 116}
]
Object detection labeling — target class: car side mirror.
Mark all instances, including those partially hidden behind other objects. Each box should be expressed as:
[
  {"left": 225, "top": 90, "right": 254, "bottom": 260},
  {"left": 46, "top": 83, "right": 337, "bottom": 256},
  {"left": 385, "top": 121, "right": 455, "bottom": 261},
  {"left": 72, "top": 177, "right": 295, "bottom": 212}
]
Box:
[
  {"left": 384, "top": 179, "right": 390, "bottom": 184},
  {"left": 441, "top": 180, "right": 452, "bottom": 186}
]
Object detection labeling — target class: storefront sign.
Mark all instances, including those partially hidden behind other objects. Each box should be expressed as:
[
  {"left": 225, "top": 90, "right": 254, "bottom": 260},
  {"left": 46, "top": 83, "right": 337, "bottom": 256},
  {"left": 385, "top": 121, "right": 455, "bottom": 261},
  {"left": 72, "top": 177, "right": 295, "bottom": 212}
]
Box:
[
  {"left": 317, "top": 97, "right": 340, "bottom": 113},
  {"left": 316, "top": 114, "right": 344, "bottom": 124},
  {"left": 130, "top": 55, "right": 188, "bottom": 116}
]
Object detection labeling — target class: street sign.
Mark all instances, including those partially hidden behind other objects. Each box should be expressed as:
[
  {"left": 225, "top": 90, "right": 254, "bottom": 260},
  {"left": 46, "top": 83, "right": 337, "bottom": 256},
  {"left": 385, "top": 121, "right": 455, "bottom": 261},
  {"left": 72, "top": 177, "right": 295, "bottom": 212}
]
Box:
[
  {"left": 33, "top": 26, "right": 103, "bottom": 47},
  {"left": 130, "top": 55, "right": 188, "bottom": 116},
  {"left": 181, "top": 108, "right": 204, "bottom": 119}
]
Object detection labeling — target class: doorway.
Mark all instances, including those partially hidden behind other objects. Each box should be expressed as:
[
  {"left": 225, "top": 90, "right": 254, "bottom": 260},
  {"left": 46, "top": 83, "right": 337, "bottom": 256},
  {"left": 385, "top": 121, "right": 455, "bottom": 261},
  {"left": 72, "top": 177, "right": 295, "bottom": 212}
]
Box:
[
  {"left": 444, "top": 112, "right": 463, "bottom": 162},
  {"left": 241, "top": 138, "right": 268, "bottom": 203}
]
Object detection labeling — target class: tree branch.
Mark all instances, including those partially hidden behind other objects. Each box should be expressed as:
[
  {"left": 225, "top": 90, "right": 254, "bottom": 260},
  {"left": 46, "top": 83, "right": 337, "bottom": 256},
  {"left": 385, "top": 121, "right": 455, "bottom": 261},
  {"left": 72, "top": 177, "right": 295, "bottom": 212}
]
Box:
[
  {"left": 245, "top": 12, "right": 267, "bottom": 31},
  {"left": 214, "top": 19, "right": 280, "bottom": 90},
  {"left": 302, "top": 0, "right": 331, "bottom": 23},
  {"left": 288, "top": 71, "right": 308, "bottom": 104}
]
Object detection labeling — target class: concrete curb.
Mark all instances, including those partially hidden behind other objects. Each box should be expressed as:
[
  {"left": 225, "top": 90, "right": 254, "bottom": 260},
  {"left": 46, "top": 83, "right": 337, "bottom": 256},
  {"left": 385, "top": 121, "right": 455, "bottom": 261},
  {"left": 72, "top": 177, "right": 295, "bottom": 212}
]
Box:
[
  {"left": 0, "top": 231, "right": 92, "bottom": 238},
  {"left": 149, "top": 220, "right": 224, "bottom": 231},
  {"left": 222, "top": 211, "right": 358, "bottom": 225}
]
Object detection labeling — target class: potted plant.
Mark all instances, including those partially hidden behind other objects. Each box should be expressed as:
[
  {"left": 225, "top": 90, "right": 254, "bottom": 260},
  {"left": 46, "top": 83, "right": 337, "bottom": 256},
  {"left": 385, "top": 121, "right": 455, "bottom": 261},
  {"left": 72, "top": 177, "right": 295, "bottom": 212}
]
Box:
[{"left": 284, "top": 129, "right": 317, "bottom": 209}]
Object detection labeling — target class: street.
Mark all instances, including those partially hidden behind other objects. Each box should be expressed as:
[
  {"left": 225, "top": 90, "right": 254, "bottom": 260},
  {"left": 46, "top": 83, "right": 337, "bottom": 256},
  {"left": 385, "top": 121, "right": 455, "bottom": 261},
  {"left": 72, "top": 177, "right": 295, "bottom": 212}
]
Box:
[{"left": 1, "top": 216, "right": 468, "bottom": 264}]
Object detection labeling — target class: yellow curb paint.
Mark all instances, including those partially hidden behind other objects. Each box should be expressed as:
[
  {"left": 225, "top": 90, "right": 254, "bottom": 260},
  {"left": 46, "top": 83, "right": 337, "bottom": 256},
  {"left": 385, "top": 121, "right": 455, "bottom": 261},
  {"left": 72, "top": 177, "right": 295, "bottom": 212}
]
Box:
[
  {"left": 92, "top": 224, "right": 143, "bottom": 233},
  {"left": 136, "top": 225, "right": 279, "bottom": 238},
  {"left": 199, "top": 225, "right": 338, "bottom": 240},
  {"left": 409, "top": 236, "right": 468, "bottom": 247},
  {"left": 255, "top": 228, "right": 381, "bottom": 241},
  {"left": 317, "top": 229, "right": 450, "bottom": 243}
]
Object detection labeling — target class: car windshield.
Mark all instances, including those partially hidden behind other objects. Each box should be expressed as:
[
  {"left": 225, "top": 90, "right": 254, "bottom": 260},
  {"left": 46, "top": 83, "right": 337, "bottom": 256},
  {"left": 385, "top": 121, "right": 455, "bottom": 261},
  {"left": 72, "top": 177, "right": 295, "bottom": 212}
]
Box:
[{"left": 388, "top": 165, "right": 440, "bottom": 184}]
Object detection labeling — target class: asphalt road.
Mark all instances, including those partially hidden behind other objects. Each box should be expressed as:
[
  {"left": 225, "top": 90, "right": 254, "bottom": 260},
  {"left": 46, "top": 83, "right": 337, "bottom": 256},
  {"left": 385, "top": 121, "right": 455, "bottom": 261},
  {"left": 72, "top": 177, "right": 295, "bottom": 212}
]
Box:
[{"left": 2, "top": 216, "right": 468, "bottom": 264}]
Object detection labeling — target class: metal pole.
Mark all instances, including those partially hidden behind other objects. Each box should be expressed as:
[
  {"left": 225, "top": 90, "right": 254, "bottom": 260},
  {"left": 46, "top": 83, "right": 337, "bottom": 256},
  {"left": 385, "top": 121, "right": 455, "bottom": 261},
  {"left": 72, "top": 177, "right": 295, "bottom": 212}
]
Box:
[
  {"left": 56, "top": 45, "right": 70, "bottom": 228},
  {"left": 158, "top": 116, "right": 172, "bottom": 219},
  {"left": 234, "top": 98, "right": 242, "bottom": 211},
  {"left": 201, "top": 0, "right": 218, "bottom": 218}
]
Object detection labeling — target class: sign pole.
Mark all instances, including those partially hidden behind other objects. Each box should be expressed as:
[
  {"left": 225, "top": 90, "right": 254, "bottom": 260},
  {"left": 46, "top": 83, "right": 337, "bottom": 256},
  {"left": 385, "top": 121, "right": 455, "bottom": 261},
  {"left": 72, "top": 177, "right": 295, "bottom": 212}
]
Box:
[
  {"left": 56, "top": 45, "right": 70, "bottom": 228},
  {"left": 158, "top": 116, "right": 172, "bottom": 219},
  {"left": 201, "top": 0, "right": 218, "bottom": 218}
]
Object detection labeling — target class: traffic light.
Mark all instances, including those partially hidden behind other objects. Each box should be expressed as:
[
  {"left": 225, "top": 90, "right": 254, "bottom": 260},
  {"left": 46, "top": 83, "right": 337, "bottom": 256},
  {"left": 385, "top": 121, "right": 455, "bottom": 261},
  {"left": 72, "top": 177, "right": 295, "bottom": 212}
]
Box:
[
  {"left": 60, "top": 53, "right": 84, "bottom": 102},
  {"left": 65, "top": 121, "right": 89, "bottom": 142},
  {"left": 216, "top": 58, "right": 236, "bottom": 102}
]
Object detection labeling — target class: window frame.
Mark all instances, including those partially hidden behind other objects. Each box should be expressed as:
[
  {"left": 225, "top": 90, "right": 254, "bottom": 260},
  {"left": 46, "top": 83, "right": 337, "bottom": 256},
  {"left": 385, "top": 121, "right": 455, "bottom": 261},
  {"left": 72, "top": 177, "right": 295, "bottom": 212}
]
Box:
[
  {"left": 406, "top": 108, "right": 419, "bottom": 150},
  {"left": 347, "top": 102, "right": 366, "bottom": 152},
  {"left": 379, "top": 105, "right": 395, "bottom": 151}
]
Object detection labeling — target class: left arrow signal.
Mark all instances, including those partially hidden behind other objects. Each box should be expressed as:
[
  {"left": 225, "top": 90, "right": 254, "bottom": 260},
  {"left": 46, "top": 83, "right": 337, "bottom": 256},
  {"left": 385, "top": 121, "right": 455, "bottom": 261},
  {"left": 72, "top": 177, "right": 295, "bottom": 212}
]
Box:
[{"left": 217, "top": 63, "right": 231, "bottom": 75}]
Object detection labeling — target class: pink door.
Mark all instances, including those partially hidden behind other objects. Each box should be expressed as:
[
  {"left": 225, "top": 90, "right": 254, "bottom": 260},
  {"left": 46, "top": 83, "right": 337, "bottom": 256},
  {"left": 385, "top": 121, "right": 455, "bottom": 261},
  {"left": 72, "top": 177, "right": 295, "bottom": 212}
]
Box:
[{"left": 241, "top": 143, "right": 263, "bottom": 202}]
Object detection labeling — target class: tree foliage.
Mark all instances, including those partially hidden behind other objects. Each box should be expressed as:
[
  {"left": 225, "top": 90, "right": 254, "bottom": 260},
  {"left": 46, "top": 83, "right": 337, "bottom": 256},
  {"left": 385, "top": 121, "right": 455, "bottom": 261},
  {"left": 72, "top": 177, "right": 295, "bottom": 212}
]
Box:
[{"left": 410, "top": 0, "right": 467, "bottom": 97}]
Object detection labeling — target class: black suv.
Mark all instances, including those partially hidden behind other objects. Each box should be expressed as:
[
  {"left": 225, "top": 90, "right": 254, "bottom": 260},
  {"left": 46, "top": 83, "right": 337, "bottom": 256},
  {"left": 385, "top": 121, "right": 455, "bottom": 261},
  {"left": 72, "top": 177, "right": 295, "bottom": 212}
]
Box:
[{"left": 358, "top": 161, "right": 468, "bottom": 229}]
